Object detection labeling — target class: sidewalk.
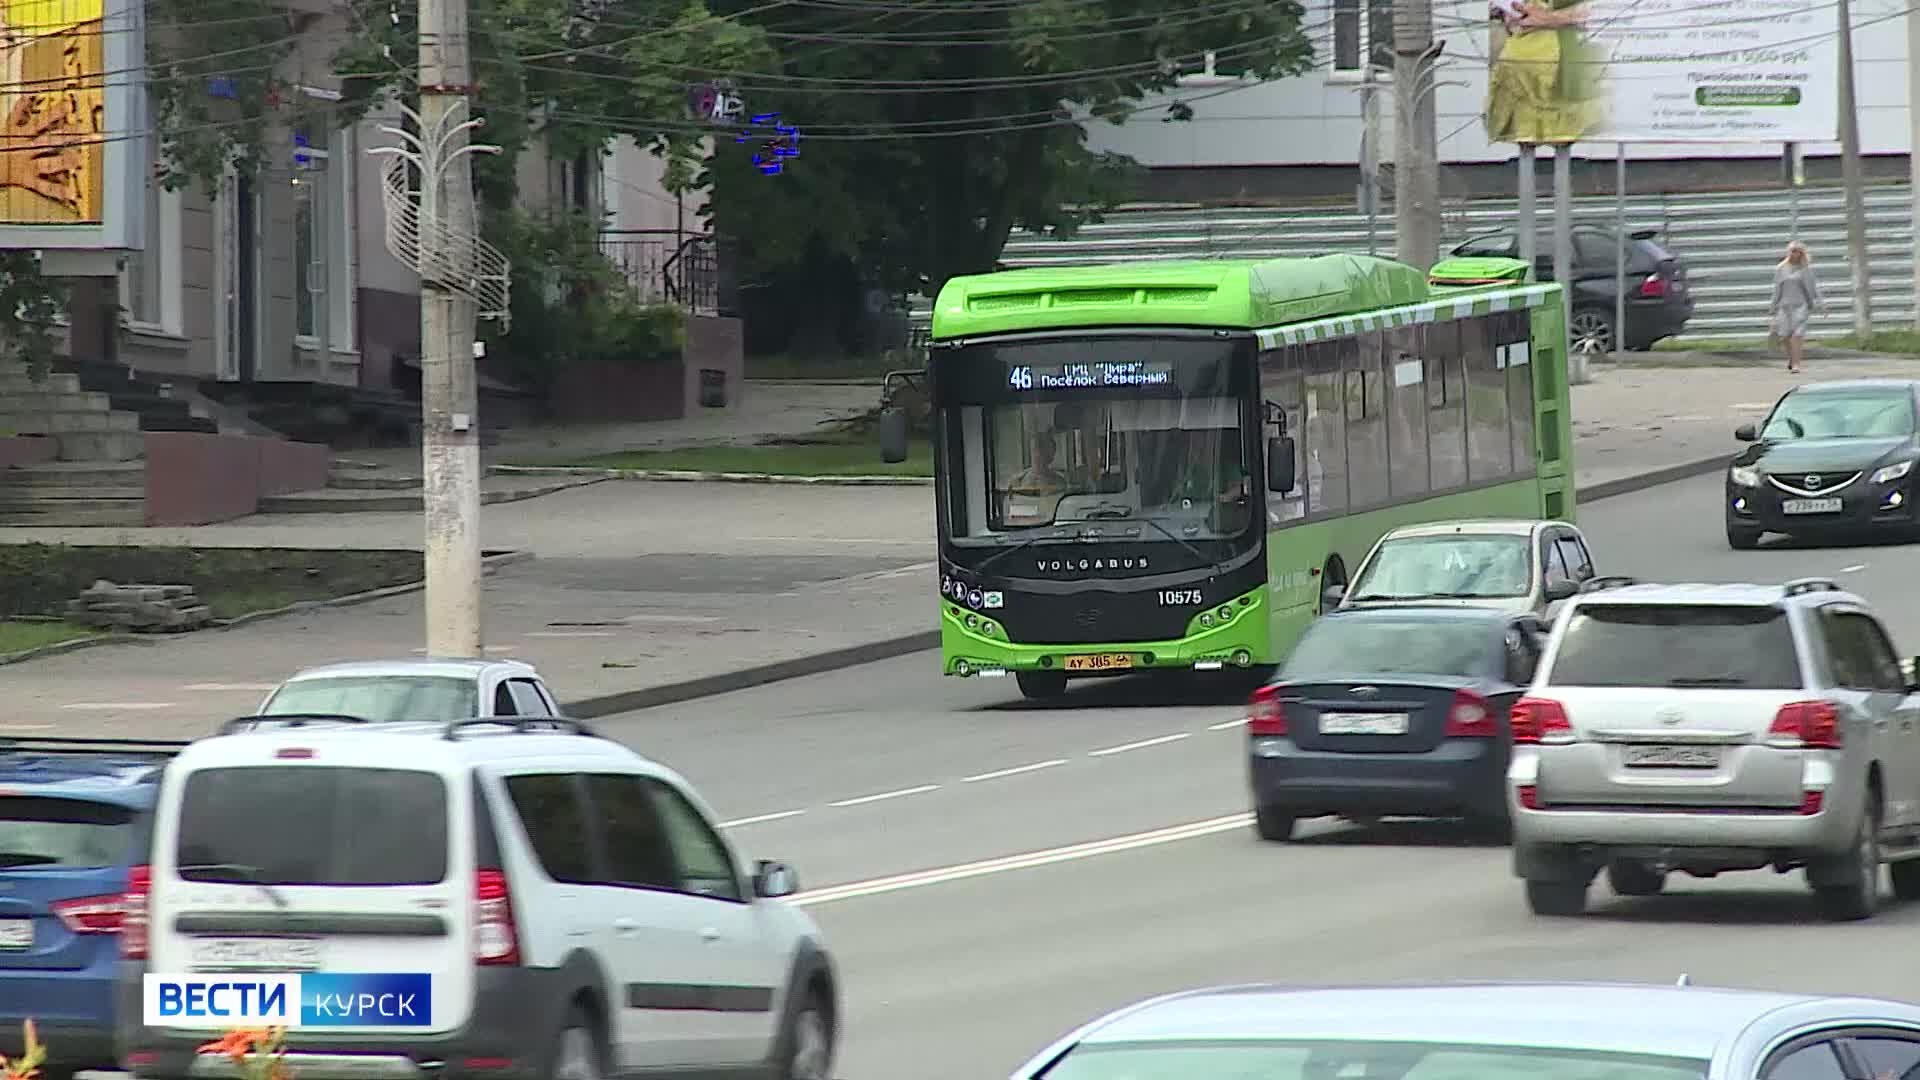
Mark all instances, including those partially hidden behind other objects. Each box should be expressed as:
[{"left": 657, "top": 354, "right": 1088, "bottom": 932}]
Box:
[{"left": 0, "top": 353, "right": 1908, "bottom": 735}]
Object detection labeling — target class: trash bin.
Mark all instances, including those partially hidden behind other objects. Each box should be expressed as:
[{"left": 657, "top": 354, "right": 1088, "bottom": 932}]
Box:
[{"left": 698, "top": 369, "right": 728, "bottom": 408}]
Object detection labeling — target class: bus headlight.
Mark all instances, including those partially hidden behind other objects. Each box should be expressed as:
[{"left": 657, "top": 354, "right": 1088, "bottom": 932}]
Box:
[
  {"left": 1217, "top": 606, "right": 1234, "bottom": 622},
  {"left": 1200, "top": 612, "right": 1215, "bottom": 628}
]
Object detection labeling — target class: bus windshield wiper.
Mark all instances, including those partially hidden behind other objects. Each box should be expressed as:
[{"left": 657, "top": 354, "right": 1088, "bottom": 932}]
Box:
[{"left": 970, "top": 528, "right": 1074, "bottom": 576}]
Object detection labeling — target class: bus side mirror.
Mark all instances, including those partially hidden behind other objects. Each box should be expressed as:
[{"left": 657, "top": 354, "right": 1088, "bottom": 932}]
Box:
[
  {"left": 879, "top": 409, "right": 910, "bottom": 463},
  {"left": 1735, "top": 423, "right": 1758, "bottom": 442},
  {"left": 1266, "top": 437, "right": 1296, "bottom": 494},
  {"left": 1544, "top": 578, "right": 1579, "bottom": 602}
]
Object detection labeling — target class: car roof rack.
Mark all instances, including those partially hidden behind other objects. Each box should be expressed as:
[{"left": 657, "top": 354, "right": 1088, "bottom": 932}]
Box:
[
  {"left": 217, "top": 713, "right": 374, "bottom": 735},
  {"left": 1578, "top": 575, "right": 1639, "bottom": 594},
  {"left": 442, "top": 716, "right": 602, "bottom": 741},
  {"left": 1783, "top": 577, "right": 1843, "bottom": 597},
  {"left": 0, "top": 735, "right": 190, "bottom": 759}
]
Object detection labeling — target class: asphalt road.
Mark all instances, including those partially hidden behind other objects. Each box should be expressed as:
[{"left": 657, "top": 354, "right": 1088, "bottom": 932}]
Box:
[{"left": 595, "top": 471, "right": 1920, "bottom": 1080}]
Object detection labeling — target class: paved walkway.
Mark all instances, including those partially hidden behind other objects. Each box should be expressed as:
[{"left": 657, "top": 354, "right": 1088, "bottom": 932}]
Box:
[{"left": 0, "top": 353, "right": 1910, "bottom": 735}]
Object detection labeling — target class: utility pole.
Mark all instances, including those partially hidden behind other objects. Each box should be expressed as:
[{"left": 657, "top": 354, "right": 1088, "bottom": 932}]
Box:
[
  {"left": 1908, "top": 0, "right": 1920, "bottom": 327},
  {"left": 419, "top": 0, "right": 483, "bottom": 656},
  {"left": 1836, "top": 0, "right": 1873, "bottom": 339},
  {"left": 1393, "top": 0, "right": 1440, "bottom": 270}
]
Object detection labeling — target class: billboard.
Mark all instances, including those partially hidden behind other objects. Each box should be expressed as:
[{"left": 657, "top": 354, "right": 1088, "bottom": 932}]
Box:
[
  {"left": 0, "top": 0, "right": 144, "bottom": 250},
  {"left": 1484, "top": 0, "right": 1839, "bottom": 145}
]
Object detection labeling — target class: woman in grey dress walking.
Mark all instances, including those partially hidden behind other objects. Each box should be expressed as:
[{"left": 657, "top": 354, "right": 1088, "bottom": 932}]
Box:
[{"left": 1769, "top": 240, "right": 1822, "bottom": 374}]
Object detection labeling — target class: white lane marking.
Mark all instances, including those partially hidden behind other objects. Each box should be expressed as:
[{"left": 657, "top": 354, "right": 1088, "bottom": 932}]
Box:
[
  {"left": 740, "top": 536, "right": 924, "bottom": 545},
  {"left": 719, "top": 810, "right": 806, "bottom": 828},
  {"left": 525, "top": 631, "right": 615, "bottom": 638},
  {"left": 829, "top": 784, "right": 941, "bottom": 808},
  {"left": 1088, "top": 732, "right": 1191, "bottom": 756},
  {"left": 411, "top": 646, "right": 522, "bottom": 654},
  {"left": 962, "top": 759, "right": 1067, "bottom": 783},
  {"left": 0, "top": 724, "right": 53, "bottom": 732},
  {"left": 1208, "top": 717, "right": 1248, "bottom": 731},
  {"left": 793, "top": 813, "right": 1253, "bottom": 906},
  {"left": 1731, "top": 402, "right": 1776, "bottom": 410},
  {"left": 60, "top": 702, "right": 175, "bottom": 711},
  {"left": 1842, "top": 564, "right": 1867, "bottom": 573},
  {"left": 181, "top": 683, "right": 278, "bottom": 692},
  {"left": 621, "top": 614, "right": 722, "bottom": 624}
]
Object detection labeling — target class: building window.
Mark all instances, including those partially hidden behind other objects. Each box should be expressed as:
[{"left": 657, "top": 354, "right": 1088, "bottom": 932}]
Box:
[
  {"left": 1332, "top": 0, "right": 1394, "bottom": 77},
  {"left": 291, "top": 123, "right": 356, "bottom": 351},
  {"left": 119, "top": 101, "right": 184, "bottom": 336}
]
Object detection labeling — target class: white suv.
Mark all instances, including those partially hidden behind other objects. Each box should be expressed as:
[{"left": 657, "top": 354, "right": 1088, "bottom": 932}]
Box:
[
  {"left": 117, "top": 717, "right": 837, "bottom": 1080},
  {"left": 1508, "top": 576, "right": 1920, "bottom": 922}
]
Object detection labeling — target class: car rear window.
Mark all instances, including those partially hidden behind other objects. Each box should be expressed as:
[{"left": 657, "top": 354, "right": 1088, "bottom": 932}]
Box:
[
  {"left": 1546, "top": 604, "right": 1801, "bottom": 689},
  {"left": 0, "top": 796, "right": 138, "bottom": 870},
  {"left": 262, "top": 675, "right": 478, "bottom": 722},
  {"left": 1283, "top": 617, "right": 1493, "bottom": 680},
  {"left": 175, "top": 766, "right": 449, "bottom": 885},
  {"left": 1348, "top": 534, "right": 1533, "bottom": 601}
]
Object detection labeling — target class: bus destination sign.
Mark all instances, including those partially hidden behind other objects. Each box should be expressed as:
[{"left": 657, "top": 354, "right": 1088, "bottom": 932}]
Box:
[{"left": 1008, "top": 360, "right": 1174, "bottom": 390}]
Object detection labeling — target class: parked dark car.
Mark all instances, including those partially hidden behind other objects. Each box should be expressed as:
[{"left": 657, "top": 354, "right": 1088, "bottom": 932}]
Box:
[
  {"left": 1244, "top": 606, "right": 1549, "bottom": 842},
  {"left": 1725, "top": 378, "right": 1920, "bottom": 549},
  {"left": 1449, "top": 225, "right": 1695, "bottom": 352},
  {"left": 0, "top": 739, "right": 180, "bottom": 1074}
]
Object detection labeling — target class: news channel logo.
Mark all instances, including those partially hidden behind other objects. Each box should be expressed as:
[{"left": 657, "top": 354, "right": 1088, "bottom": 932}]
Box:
[{"left": 143, "top": 974, "right": 434, "bottom": 1028}]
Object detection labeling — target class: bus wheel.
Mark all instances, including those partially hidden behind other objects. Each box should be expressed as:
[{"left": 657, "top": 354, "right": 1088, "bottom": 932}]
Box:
[{"left": 1016, "top": 671, "right": 1068, "bottom": 699}]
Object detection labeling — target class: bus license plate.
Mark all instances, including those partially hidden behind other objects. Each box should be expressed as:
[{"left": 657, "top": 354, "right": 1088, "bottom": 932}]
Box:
[
  {"left": 1782, "top": 498, "right": 1842, "bottom": 515},
  {"left": 1064, "top": 654, "right": 1132, "bottom": 672},
  {"left": 1624, "top": 745, "right": 1720, "bottom": 768}
]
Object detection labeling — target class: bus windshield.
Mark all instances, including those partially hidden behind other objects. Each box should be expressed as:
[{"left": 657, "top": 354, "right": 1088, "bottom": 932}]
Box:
[{"left": 947, "top": 396, "right": 1255, "bottom": 541}]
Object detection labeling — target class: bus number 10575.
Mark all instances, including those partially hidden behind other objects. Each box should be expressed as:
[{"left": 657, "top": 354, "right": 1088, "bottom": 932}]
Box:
[{"left": 1157, "top": 589, "right": 1203, "bottom": 606}]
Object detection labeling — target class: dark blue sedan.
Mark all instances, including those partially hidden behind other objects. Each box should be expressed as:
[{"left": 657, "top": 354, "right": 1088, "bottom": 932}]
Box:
[{"left": 1246, "top": 606, "right": 1550, "bottom": 841}]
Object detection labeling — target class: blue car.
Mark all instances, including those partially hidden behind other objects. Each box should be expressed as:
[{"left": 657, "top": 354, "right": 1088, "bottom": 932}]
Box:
[{"left": 0, "top": 738, "right": 182, "bottom": 1075}]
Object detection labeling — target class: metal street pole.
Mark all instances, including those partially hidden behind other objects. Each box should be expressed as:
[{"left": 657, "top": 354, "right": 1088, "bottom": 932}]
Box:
[
  {"left": 1908, "top": 0, "right": 1920, "bottom": 327},
  {"left": 1836, "top": 0, "right": 1873, "bottom": 339},
  {"left": 1613, "top": 143, "right": 1626, "bottom": 363},
  {"left": 1394, "top": 0, "right": 1440, "bottom": 270},
  {"left": 419, "top": 0, "right": 483, "bottom": 656},
  {"left": 1517, "top": 144, "right": 1536, "bottom": 269},
  {"left": 1555, "top": 144, "right": 1588, "bottom": 384}
]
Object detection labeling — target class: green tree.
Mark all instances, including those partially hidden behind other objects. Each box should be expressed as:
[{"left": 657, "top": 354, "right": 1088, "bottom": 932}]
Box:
[{"left": 700, "top": 0, "right": 1315, "bottom": 304}]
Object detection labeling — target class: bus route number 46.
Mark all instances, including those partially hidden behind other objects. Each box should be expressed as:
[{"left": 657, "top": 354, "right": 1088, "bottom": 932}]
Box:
[
  {"left": 1158, "top": 589, "right": 1202, "bottom": 606},
  {"left": 1008, "top": 366, "right": 1034, "bottom": 391}
]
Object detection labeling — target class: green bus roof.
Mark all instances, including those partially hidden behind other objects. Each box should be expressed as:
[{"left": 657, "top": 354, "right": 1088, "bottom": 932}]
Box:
[{"left": 930, "top": 255, "right": 1436, "bottom": 339}]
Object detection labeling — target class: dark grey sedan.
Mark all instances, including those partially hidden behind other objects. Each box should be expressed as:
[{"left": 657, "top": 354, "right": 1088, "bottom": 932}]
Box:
[
  {"left": 1011, "top": 982, "right": 1920, "bottom": 1080},
  {"left": 1246, "top": 606, "right": 1549, "bottom": 841}
]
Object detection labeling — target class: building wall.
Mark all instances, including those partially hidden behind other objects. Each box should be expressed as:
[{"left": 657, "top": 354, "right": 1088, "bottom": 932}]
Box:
[{"left": 1084, "top": 0, "right": 1916, "bottom": 183}]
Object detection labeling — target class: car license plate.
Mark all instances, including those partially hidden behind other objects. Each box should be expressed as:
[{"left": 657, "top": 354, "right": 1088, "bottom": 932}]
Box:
[
  {"left": 1782, "top": 498, "right": 1843, "bottom": 515},
  {"left": 0, "top": 920, "right": 30, "bottom": 950},
  {"left": 1623, "top": 744, "right": 1720, "bottom": 768},
  {"left": 1318, "top": 712, "right": 1410, "bottom": 735},
  {"left": 191, "top": 936, "right": 322, "bottom": 971},
  {"left": 1064, "top": 653, "right": 1132, "bottom": 672}
]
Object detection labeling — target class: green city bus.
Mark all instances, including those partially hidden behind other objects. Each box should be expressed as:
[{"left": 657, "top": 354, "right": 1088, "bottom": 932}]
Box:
[{"left": 879, "top": 252, "right": 1576, "bottom": 700}]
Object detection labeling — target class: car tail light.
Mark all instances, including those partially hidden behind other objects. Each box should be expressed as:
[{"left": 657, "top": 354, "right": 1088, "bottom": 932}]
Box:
[
  {"left": 1510, "top": 697, "right": 1573, "bottom": 744},
  {"left": 1638, "top": 274, "right": 1666, "bottom": 298},
  {"left": 1769, "top": 701, "right": 1840, "bottom": 749},
  {"left": 52, "top": 892, "right": 128, "bottom": 934},
  {"left": 1443, "top": 689, "right": 1497, "bottom": 737},
  {"left": 1516, "top": 784, "right": 1541, "bottom": 810},
  {"left": 1247, "top": 685, "right": 1287, "bottom": 736},
  {"left": 1800, "top": 790, "right": 1825, "bottom": 816},
  {"left": 120, "top": 864, "right": 150, "bottom": 959},
  {"left": 275, "top": 747, "right": 315, "bottom": 760},
  {"left": 473, "top": 868, "right": 520, "bottom": 965}
]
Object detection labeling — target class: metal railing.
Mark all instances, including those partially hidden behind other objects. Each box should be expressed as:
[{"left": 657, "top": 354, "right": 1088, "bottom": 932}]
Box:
[
  {"left": 598, "top": 230, "right": 731, "bottom": 316},
  {"left": 907, "top": 183, "right": 1919, "bottom": 342}
]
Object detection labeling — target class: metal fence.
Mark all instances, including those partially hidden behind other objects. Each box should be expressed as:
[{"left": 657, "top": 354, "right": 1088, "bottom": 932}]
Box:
[
  {"left": 598, "top": 230, "right": 731, "bottom": 316},
  {"left": 908, "top": 183, "right": 1919, "bottom": 342}
]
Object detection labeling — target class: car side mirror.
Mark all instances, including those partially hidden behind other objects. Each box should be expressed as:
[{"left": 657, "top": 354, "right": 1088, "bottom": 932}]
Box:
[
  {"left": 753, "top": 860, "right": 799, "bottom": 899},
  {"left": 879, "top": 409, "right": 910, "bottom": 464},
  {"left": 1906, "top": 657, "right": 1919, "bottom": 694},
  {"left": 1735, "top": 422, "right": 1758, "bottom": 442},
  {"left": 1544, "top": 579, "right": 1579, "bottom": 602},
  {"left": 1322, "top": 583, "right": 1346, "bottom": 608},
  {"left": 1266, "top": 437, "right": 1296, "bottom": 494}
]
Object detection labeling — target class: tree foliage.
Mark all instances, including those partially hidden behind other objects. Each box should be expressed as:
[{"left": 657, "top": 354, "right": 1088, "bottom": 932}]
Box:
[{"left": 700, "top": 0, "right": 1316, "bottom": 304}]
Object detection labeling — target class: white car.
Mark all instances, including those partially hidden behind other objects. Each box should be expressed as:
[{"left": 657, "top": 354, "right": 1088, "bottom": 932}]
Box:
[
  {"left": 118, "top": 717, "right": 838, "bottom": 1080},
  {"left": 1329, "top": 518, "right": 1599, "bottom": 618},
  {"left": 258, "top": 658, "right": 561, "bottom": 722},
  {"left": 1508, "top": 576, "right": 1920, "bottom": 921}
]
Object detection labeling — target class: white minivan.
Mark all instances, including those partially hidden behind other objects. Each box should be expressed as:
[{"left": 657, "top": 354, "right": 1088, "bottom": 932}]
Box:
[{"left": 118, "top": 718, "right": 838, "bottom": 1080}]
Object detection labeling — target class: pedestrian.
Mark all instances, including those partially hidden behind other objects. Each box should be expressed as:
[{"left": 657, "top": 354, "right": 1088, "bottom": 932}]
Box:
[{"left": 1769, "top": 240, "right": 1822, "bottom": 374}]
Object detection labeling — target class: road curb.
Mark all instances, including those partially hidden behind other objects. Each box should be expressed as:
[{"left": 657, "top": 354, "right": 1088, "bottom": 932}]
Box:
[
  {"left": 0, "top": 630, "right": 153, "bottom": 667},
  {"left": 212, "top": 549, "right": 536, "bottom": 631},
  {"left": 1573, "top": 454, "right": 1728, "bottom": 503},
  {"left": 564, "top": 632, "right": 943, "bottom": 719},
  {"left": 491, "top": 465, "right": 933, "bottom": 487},
  {"left": 566, "top": 455, "right": 1734, "bottom": 714}
]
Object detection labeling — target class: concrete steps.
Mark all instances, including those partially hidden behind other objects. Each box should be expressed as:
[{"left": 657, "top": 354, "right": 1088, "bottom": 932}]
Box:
[
  {"left": 0, "top": 461, "right": 146, "bottom": 526},
  {"left": 0, "top": 369, "right": 146, "bottom": 461}
]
